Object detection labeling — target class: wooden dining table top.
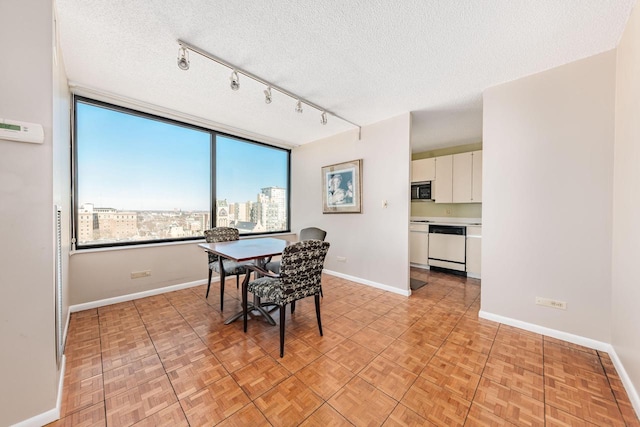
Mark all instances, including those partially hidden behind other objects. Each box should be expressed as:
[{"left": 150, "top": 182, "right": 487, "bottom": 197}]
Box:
[{"left": 198, "top": 237, "right": 289, "bottom": 262}]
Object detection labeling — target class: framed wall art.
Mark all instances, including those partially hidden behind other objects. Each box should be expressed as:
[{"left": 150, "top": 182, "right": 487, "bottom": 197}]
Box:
[{"left": 322, "top": 159, "right": 362, "bottom": 213}]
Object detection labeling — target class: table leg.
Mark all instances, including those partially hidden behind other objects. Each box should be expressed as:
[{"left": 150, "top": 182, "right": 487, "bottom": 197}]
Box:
[{"left": 225, "top": 266, "right": 276, "bottom": 327}]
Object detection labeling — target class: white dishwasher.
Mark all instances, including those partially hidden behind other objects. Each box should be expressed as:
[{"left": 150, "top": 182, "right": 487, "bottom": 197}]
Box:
[{"left": 428, "top": 224, "right": 466, "bottom": 273}]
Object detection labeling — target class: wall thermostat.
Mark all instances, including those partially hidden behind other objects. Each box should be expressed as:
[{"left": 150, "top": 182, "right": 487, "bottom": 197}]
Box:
[{"left": 0, "top": 118, "right": 44, "bottom": 144}]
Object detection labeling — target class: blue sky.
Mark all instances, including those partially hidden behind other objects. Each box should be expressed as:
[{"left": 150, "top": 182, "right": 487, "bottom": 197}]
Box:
[
  {"left": 77, "top": 102, "right": 287, "bottom": 211},
  {"left": 216, "top": 136, "right": 288, "bottom": 202}
]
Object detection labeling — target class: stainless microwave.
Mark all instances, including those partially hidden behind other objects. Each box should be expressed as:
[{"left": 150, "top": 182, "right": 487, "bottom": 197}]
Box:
[{"left": 411, "top": 181, "right": 432, "bottom": 200}]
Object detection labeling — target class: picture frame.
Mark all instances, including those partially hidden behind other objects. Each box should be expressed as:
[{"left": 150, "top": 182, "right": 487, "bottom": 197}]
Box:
[{"left": 322, "top": 159, "right": 362, "bottom": 214}]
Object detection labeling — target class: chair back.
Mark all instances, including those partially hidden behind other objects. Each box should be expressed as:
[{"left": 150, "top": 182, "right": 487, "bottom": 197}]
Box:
[
  {"left": 204, "top": 227, "right": 239, "bottom": 262},
  {"left": 299, "top": 227, "right": 327, "bottom": 242},
  {"left": 204, "top": 227, "right": 239, "bottom": 243},
  {"left": 279, "top": 240, "right": 330, "bottom": 303}
]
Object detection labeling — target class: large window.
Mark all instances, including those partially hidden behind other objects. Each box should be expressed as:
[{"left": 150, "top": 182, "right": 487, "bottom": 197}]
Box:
[
  {"left": 215, "top": 136, "right": 289, "bottom": 234},
  {"left": 73, "top": 97, "right": 290, "bottom": 249}
]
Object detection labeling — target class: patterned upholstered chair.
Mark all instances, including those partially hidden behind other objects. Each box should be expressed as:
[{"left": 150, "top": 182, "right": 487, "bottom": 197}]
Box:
[
  {"left": 243, "top": 240, "right": 330, "bottom": 357},
  {"left": 265, "top": 227, "right": 327, "bottom": 275},
  {"left": 204, "top": 227, "right": 250, "bottom": 311}
]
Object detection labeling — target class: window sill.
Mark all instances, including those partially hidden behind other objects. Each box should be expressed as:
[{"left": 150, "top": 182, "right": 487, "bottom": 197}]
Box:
[{"left": 69, "top": 232, "right": 296, "bottom": 256}]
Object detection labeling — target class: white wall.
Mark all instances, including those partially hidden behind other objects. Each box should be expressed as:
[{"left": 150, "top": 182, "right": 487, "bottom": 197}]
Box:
[
  {"left": 482, "top": 50, "right": 616, "bottom": 342},
  {"left": 612, "top": 3, "right": 640, "bottom": 410},
  {"left": 0, "top": 0, "right": 59, "bottom": 424},
  {"left": 291, "top": 113, "right": 412, "bottom": 294},
  {"left": 69, "top": 232, "right": 295, "bottom": 305},
  {"left": 70, "top": 243, "right": 209, "bottom": 304}
]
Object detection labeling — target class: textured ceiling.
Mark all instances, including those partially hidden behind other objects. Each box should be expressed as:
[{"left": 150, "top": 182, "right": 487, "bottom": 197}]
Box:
[{"left": 55, "top": 0, "right": 636, "bottom": 151}]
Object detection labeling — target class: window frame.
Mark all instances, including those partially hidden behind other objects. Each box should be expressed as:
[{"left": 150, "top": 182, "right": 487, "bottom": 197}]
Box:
[{"left": 71, "top": 95, "right": 291, "bottom": 250}]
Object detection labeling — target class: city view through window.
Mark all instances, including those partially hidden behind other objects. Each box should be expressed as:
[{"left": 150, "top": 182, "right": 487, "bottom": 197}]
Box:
[{"left": 75, "top": 99, "right": 289, "bottom": 247}]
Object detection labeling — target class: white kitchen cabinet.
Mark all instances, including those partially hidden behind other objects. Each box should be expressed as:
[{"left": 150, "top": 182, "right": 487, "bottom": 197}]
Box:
[
  {"left": 409, "top": 223, "right": 429, "bottom": 266},
  {"left": 472, "top": 150, "right": 482, "bottom": 202},
  {"left": 466, "top": 225, "right": 482, "bottom": 278},
  {"left": 417, "top": 150, "right": 481, "bottom": 204},
  {"left": 452, "top": 150, "right": 482, "bottom": 203},
  {"left": 453, "top": 152, "right": 473, "bottom": 203},
  {"left": 411, "top": 158, "right": 436, "bottom": 182},
  {"left": 434, "top": 155, "right": 453, "bottom": 203}
]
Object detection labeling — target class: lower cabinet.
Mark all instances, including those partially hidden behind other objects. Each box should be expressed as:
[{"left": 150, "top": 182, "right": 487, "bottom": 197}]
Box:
[
  {"left": 409, "top": 224, "right": 429, "bottom": 266},
  {"left": 466, "top": 226, "right": 482, "bottom": 278}
]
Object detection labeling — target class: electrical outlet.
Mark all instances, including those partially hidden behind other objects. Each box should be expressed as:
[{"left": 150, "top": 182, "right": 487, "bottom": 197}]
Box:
[
  {"left": 446, "top": 208, "right": 452, "bottom": 215},
  {"left": 131, "top": 270, "right": 151, "bottom": 279},
  {"left": 535, "top": 297, "right": 567, "bottom": 310},
  {"left": 337, "top": 256, "right": 347, "bottom": 262}
]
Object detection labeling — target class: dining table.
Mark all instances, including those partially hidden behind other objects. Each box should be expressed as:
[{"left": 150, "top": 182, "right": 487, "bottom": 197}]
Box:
[{"left": 198, "top": 237, "right": 289, "bottom": 325}]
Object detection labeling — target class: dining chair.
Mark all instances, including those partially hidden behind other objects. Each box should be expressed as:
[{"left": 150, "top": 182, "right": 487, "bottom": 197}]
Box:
[
  {"left": 242, "top": 240, "right": 330, "bottom": 357},
  {"left": 204, "top": 227, "right": 250, "bottom": 311},
  {"left": 265, "top": 227, "right": 327, "bottom": 275}
]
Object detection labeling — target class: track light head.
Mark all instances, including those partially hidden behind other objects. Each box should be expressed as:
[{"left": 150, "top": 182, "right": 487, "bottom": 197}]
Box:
[
  {"left": 177, "top": 47, "right": 190, "bottom": 71},
  {"left": 173, "top": 40, "right": 359, "bottom": 136},
  {"left": 230, "top": 70, "right": 240, "bottom": 91},
  {"left": 264, "top": 87, "right": 272, "bottom": 104}
]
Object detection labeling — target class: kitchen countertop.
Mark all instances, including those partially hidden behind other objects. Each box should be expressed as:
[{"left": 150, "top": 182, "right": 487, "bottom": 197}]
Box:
[{"left": 410, "top": 217, "right": 482, "bottom": 226}]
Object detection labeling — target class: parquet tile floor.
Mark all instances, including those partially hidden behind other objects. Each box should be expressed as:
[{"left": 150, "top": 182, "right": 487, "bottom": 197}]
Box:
[{"left": 48, "top": 268, "right": 639, "bottom": 426}]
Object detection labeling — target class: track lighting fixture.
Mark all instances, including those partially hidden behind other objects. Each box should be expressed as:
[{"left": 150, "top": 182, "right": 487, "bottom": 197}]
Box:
[
  {"left": 175, "top": 40, "right": 361, "bottom": 137},
  {"left": 177, "top": 47, "right": 189, "bottom": 71},
  {"left": 264, "top": 86, "right": 272, "bottom": 104},
  {"left": 230, "top": 70, "right": 240, "bottom": 91}
]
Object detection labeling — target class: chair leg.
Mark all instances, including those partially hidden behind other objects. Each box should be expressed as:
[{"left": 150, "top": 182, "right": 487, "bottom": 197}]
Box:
[
  {"left": 320, "top": 286, "right": 323, "bottom": 298},
  {"left": 206, "top": 269, "right": 213, "bottom": 298},
  {"left": 236, "top": 274, "right": 240, "bottom": 289},
  {"left": 242, "top": 274, "right": 249, "bottom": 333},
  {"left": 219, "top": 259, "right": 226, "bottom": 312},
  {"left": 291, "top": 301, "right": 296, "bottom": 314},
  {"left": 315, "top": 294, "right": 323, "bottom": 336},
  {"left": 280, "top": 304, "right": 286, "bottom": 358}
]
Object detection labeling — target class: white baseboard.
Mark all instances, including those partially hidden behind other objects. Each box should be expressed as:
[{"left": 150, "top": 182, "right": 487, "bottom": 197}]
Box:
[
  {"left": 479, "top": 310, "right": 610, "bottom": 350},
  {"left": 410, "top": 263, "right": 429, "bottom": 270},
  {"left": 70, "top": 279, "right": 208, "bottom": 312},
  {"left": 479, "top": 310, "right": 640, "bottom": 420},
  {"left": 323, "top": 269, "right": 411, "bottom": 296},
  {"left": 10, "top": 355, "right": 65, "bottom": 427},
  {"left": 609, "top": 347, "right": 640, "bottom": 420},
  {"left": 56, "top": 354, "right": 66, "bottom": 416},
  {"left": 10, "top": 408, "right": 59, "bottom": 427}
]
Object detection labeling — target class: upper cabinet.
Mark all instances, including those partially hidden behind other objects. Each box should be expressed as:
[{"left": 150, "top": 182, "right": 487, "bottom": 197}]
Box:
[
  {"left": 452, "top": 152, "right": 473, "bottom": 202},
  {"left": 411, "top": 158, "right": 436, "bottom": 182},
  {"left": 452, "top": 150, "right": 482, "bottom": 203},
  {"left": 472, "top": 150, "right": 482, "bottom": 202},
  {"left": 431, "top": 150, "right": 482, "bottom": 204},
  {"left": 434, "top": 155, "right": 453, "bottom": 203}
]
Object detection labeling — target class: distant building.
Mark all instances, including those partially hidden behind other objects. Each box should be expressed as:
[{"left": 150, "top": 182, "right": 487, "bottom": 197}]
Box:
[
  {"left": 216, "top": 199, "right": 230, "bottom": 227},
  {"left": 259, "top": 187, "right": 287, "bottom": 231},
  {"left": 77, "top": 203, "right": 137, "bottom": 243},
  {"left": 169, "top": 225, "right": 185, "bottom": 237},
  {"left": 234, "top": 202, "right": 251, "bottom": 222}
]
